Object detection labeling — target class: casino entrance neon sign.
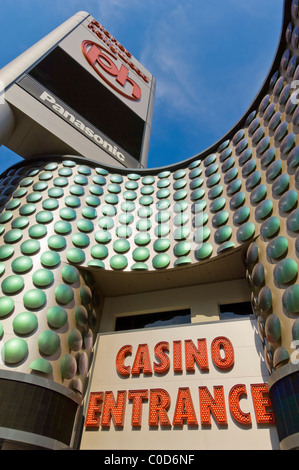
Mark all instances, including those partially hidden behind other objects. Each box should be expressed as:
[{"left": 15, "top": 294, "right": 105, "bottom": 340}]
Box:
[
  {"left": 81, "top": 40, "right": 142, "bottom": 101},
  {"left": 85, "top": 337, "right": 275, "bottom": 429}
]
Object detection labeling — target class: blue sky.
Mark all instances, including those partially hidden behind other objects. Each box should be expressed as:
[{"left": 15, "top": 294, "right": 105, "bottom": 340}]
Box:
[{"left": 0, "top": 0, "right": 283, "bottom": 172}]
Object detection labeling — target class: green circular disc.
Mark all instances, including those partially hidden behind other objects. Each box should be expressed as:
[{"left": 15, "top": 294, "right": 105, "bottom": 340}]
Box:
[
  {"left": 174, "top": 241, "right": 191, "bottom": 256},
  {"left": 11, "top": 216, "right": 29, "bottom": 229},
  {"left": 250, "top": 184, "right": 267, "bottom": 204},
  {"left": 66, "top": 248, "right": 85, "bottom": 264},
  {"left": 26, "top": 192, "right": 41, "bottom": 203},
  {"left": 3, "top": 338, "right": 28, "bottom": 364},
  {"left": 214, "top": 226, "right": 232, "bottom": 244},
  {"left": 35, "top": 211, "right": 53, "bottom": 224},
  {"left": 55, "top": 283, "right": 74, "bottom": 304},
  {"left": 28, "top": 224, "right": 47, "bottom": 238},
  {"left": 72, "top": 233, "right": 90, "bottom": 247},
  {"left": 20, "top": 239, "right": 40, "bottom": 255},
  {"left": 116, "top": 225, "right": 132, "bottom": 238},
  {"left": 233, "top": 206, "right": 250, "bottom": 225},
  {"left": 279, "top": 190, "right": 298, "bottom": 212},
  {"left": 134, "top": 232, "right": 150, "bottom": 246},
  {"left": 54, "top": 220, "right": 72, "bottom": 235},
  {"left": 61, "top": 265, "right": 79, "bottom": 283},
  {"left": 287, "top": 209, "right": 299, "bottom": 232},
  {"left": 87, "top": 260, "right": 105, "bottom": 268},
  {"left": 1, "top": 275, "right": 24, "bottom": 294},
  {"left": 153, "top": 238, "right": 170, "bottom": 252},
  {"left": 98, "top": 216, "right": 114, "bottom": 230},
  {"left": 19, "top": 203, "right": 36, "bottom": 216},
  {"left": 85, "top": 195, "right": 100, "bottom": 207},
  {"left": 195, "top": 243, "right": 213, "bottom": 260},
  {"left": 255, "top": 199, "right": 273, "bottom": 220},
  {"left": 0, "top": 245, "right": 14, "bottom": 261},
  {"left": 274, "top": 259, "right": 298, "bottom": 284},
  {"left": 33, "top": 183, "right": 48, "bottom": 194},
  {"left": 23, "top": 289, "right": 46, "bottom": 309},
  {"left": 212, "top": 210, "right": 229, "bottom": 227},
  {"left": 95, "top": 230, "right": 111, "bottom": 244},
  {"left": 38, "top": 330, "right": 60, "bottom": 355},
  {"left": 65, "top": 195, "right": 80, "bottom": 208},
  {"left": 91, "top": 244, "right": 108, "bottom": 259},
  {"left": 11, "top": 256, "right": 33, "bottom": 273},
  {"left": 3, "top": 229, "right": 23, "bottom": 244},
  {"left": 53, "top": 176, "right": 68, "bottom": 187},
  {"left": 60, "top": 207, "right": 76, "bottom": 220},
  {"left": 13, "top": 312, "right": 38, "bottom": 335},
  {"left": 47, "top": 305, "right": 68, "bottom": 328},
  {"left": 78, "top": 164, "right": 91, "bottom": 175},
  {"left": 0, "top": 211, "right": 13, "bottom": 224},
  {"left": 41, "top": 251, "right": 60, "bottom": 267},
  {"left": 152, "top": 253, "right": 170, "bottom": 269},
  {"left": 0, "top": 296, "right": 14, "bottom": 317},
  {"left": 237, "top": 222, "right": 255, "bottom": 242},
  {"left": 60, "top": 354, "right": 77, "bottom": 379},
  {"left": 131, "top": 262, "right": 148, "bottom": 270},
  {"left": 42, "top": 198, "right": 59, "bottom": 210},
  {"left": 82, "top": 206, "right": 97, "bottom": 219},
  {"left": 260, "top": 216, "right": 280, "bottom": 238},
  {"left": 110, "top": 254, "right": 128, "bottom": 270},
  {"left": 30, "top": 358, "right": 52, "bottom": 375},
  {"left": 48, "top": 187, "right": 64, "bottom": 198},
  {"left": 77, "top": 219, "right": 94, "bottom": 232},
  {"left": 266, "top": 236, "right": 288, "bottom": 259},
  {"left": 39, "top": 171, "right": 53, "bottom": 181},
  {"left": 74, "top": 175, "right": 88, "bottom": 185},
  {"left": 113, "top": 239, "right": 130, "bottom": 253},
  {"left": 132, "top": 247, "right": 150, "bottom": 261},
  {"left": 75, "top": 305, "right": 88, "bottom": 326},
  {"left": 48, "top": 235, "right": 66, "bottom": 250},
  {"left": 282, "top": 285, "right": 299, "bottom": 313},
  {"left": 105, "top": 194, "right": 118, "bottom": 205},
  {"left": 32, "top": 269, "right": 54, "bottom": 287},
  {"left": 69, "top": 184, "right": 84, "bottom": 196}
]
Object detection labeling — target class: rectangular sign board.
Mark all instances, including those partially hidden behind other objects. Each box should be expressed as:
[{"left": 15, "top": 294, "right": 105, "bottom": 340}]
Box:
[
  {"left": 2, "top": 12, "right": 155, "bottom": 168},
  {"left": 80, "top": 318, "right": 279, "bottom": 450}
]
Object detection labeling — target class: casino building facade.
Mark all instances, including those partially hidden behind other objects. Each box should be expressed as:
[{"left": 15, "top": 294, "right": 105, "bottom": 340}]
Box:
[{"left": 0, "top": 0, "right": 297, "bottom": 451}]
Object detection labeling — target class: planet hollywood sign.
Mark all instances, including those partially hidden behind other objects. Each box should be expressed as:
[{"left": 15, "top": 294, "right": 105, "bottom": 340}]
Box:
[
  {"left": 85, "top": 334, "right": 275, "bottom": 431},
  {"left": 84, "top": 19, "right": 150, "bottom": 102}
]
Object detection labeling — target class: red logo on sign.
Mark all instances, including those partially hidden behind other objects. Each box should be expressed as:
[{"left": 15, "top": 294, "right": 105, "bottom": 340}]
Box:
[{"left": 81, "top": 40, "right": 141, "bottom": 101}]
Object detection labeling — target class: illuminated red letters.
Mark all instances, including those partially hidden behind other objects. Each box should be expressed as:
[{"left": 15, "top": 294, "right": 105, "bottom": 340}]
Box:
[
  {"left": 81, "top": 40, "right": 141, "bottom": 101},
  {"left": 85, "top": 384, "right": 274, "bottom": 429},
  {"left": 172, "top": 387, "right": 198, "bottom": 426},
  {"left": 115, "top": 344, "right": 132, "bottom": 377},
  {"left": 85, "top": 336, "right": 275, "bottom": 432},
  {"left": 173, "top": 340, "right": 183, "bottom": 373},
  {"left": 229, "top": 384, "right": 251, "bottom": 425},
  {"left": 251, "top": 384, "right": 275, "bottom": 424},
  {"left": 149, "top": 389, "right": 171, "bottom": 427},
  {"left": 128, "top": 389, "right": 148, "bottom": 427},
  {"left": 85, "top": 392, "right": 103, "bottom": 428},
  {"left": 115, "top": 337, "right": 234, "bottom": 376},
  {"left": 199, "top": 386, "right": 227, "bottom": 426},
  {"left": 211, "top": 336, "right": 234, "bottom": 370},
  {"left": 185, "top": 339, "right": 209, "bottom": 373},
  {"left": 131, "top": 344, "right": 152, "bottom": 376},
  {"left": 101, "top": 390, "right": 126, "bottom": 428},
  {"left": 154, "top": 341, "right": 170, "bottom": 374}
]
